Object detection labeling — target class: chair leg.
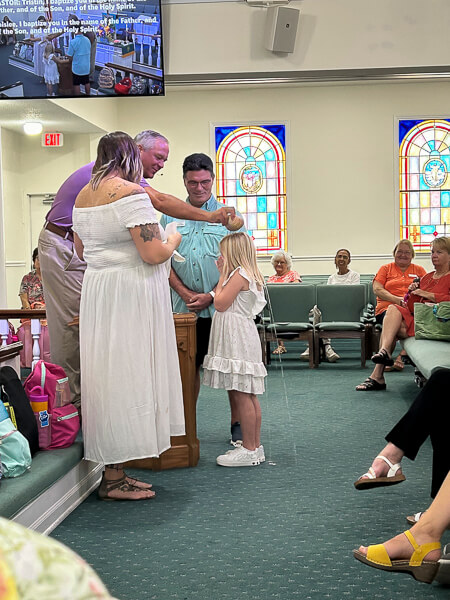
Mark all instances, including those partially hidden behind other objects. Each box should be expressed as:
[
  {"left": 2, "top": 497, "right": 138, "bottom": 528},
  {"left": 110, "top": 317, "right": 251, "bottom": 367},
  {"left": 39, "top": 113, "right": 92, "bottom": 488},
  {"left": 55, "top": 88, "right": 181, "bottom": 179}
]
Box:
[
  {"left": 360, "top": 334, "right": 366, "bottom": 368},
  {"left": 313, "top": 332, "right": 320, "bottom": 367},
  {"left": 308, "top": 331, "right": 315, "bottom": 369}
]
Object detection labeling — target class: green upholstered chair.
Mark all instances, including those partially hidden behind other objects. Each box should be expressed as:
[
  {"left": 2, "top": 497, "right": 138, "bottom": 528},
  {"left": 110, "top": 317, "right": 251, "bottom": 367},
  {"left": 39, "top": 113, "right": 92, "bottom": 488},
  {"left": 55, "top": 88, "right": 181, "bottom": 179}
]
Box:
[
  {"left": 314, "top": 284, "right": 371, "bottom": 367},
  {"left": 261, "top": 284, "right": 316, "bottom": 368}
]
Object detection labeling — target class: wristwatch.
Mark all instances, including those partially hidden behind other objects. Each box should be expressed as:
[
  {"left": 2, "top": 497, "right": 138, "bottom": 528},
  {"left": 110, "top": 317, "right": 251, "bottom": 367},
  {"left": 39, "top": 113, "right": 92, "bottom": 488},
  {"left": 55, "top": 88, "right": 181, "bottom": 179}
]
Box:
[{"left": 209, "top": 290, "right": 215, "bottom": 299}]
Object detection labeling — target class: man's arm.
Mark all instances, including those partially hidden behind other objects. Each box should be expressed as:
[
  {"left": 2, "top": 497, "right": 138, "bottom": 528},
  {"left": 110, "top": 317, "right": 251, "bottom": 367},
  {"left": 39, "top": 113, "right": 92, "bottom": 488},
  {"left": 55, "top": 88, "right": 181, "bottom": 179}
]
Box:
[
  {"left": 168, "top": 268, "right": 214, "bottom": 311},
  {"left": 145, "top": 186, "right": 235, "bottom": 225}
]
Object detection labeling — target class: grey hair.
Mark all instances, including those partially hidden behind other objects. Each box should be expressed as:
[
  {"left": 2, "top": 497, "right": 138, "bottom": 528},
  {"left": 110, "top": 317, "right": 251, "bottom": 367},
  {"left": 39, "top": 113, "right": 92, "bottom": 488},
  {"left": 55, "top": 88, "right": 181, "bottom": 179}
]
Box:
[
  {"left": 134, "top": 130, "right": 168, "bottom": 150},
  {"left": 271, "top": 249, "right": 292, "bottom": 270}
]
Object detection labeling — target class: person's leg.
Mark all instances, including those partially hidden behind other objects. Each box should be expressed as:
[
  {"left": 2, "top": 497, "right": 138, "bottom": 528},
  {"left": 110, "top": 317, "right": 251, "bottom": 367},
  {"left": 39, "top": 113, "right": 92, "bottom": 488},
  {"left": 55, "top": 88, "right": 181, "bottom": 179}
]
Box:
[
  {"left": 38, "top": 228, "right": 85, "bottom": 408},
  {"left": 356, "top": 471, "right": 450, "bottom": 565},
  {"left": 355, "top": 369, "right": 449, "bottom": 490},
  {"left": 84, "top": 82, "right": 90, "bottom": 95},
  {"left": 377, "top": 305, "right": 407, "bottom": 357},
  {"left": 229, "top": 390, "right": 256, "bottom": 450},
  {"left": 73, "top": 84, "right": 80, "bottom": 96},
  {"left": 251, "top": 393, "right": 261, "bottom": 448}
]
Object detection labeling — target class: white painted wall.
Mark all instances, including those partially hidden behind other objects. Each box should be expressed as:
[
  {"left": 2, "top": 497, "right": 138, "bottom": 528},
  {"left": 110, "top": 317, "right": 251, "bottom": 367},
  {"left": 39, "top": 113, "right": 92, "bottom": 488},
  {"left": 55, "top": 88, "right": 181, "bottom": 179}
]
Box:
[{"left": 163, "top": 0, "right": 450, "bottom": 75}]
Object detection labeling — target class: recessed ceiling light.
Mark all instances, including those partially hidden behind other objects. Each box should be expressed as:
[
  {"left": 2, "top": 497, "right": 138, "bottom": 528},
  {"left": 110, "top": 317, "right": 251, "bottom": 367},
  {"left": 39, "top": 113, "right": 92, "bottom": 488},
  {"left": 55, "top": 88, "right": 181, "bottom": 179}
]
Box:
[{"left": 23, "top": 122, "right": 43, "bottom": 135}]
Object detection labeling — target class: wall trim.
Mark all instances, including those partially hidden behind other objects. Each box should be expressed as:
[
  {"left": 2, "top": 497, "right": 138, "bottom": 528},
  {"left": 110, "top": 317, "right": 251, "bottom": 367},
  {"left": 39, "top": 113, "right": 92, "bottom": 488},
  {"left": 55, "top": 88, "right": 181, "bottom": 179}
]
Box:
[
  {"left": 166, "top": 66, "right": 450, "bottom": 87},
  {"left": 6, "top": 261, "right": 26, "bottom": 268}
]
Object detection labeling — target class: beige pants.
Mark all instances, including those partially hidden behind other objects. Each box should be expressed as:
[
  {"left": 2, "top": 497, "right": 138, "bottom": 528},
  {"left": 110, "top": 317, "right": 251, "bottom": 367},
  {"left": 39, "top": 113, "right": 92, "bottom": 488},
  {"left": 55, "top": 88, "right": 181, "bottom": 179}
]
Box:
[{"left": 38, "top": 227, "right": 86, "bottom": 408}]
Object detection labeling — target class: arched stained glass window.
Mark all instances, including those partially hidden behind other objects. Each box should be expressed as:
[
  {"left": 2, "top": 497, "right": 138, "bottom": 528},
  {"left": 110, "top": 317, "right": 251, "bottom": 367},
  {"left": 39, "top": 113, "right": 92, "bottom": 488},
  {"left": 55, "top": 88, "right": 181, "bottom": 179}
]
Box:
[
  {"left": 399, "top": 119, "right": 450, "bottom": 253},
  {"left": 215, "top": 125, "right": 287, "bottom": 255}
]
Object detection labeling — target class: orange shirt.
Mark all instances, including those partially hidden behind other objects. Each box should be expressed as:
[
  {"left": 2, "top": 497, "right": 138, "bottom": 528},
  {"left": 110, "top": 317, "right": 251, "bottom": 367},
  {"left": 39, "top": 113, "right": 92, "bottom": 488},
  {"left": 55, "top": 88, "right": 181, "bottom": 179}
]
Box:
[{"left": 373, "top": 262, "right": 427, "bottom": 315}]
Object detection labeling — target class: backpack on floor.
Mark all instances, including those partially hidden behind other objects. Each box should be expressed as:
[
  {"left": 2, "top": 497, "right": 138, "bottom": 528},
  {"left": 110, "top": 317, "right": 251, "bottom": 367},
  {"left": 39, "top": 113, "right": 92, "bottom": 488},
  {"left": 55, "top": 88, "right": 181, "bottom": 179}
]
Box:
[
  {"left": 98, "top": 66, "right": 115, "bottom": 89},
  {"left": 24, "top": 361, "right": 79, "bottom": 450},
  {"left": 0, "top": 366, "right": 39, "bottom": 456},
  {"left": 0, "top": 403, "right": 31, "bottom": 478}
]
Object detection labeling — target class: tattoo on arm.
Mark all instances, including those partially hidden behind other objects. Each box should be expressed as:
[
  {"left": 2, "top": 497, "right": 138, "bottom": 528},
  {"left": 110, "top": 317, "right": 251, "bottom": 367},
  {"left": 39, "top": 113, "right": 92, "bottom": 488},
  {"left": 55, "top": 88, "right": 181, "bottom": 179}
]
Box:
[{"left": 139, "top": 223, "right": 161, "bottom": 242}]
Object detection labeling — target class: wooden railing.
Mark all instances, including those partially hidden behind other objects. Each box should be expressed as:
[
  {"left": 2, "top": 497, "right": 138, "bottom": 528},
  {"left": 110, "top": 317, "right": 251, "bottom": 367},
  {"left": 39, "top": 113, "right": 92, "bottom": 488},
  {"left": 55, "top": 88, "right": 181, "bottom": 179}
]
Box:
[{"left": 0, "top": 309, "right": 46, "bottom": 368}]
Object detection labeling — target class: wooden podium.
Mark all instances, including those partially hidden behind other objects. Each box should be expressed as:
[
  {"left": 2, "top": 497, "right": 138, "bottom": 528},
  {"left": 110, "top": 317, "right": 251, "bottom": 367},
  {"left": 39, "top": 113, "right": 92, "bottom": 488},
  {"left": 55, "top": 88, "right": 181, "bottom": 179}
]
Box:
[{"left": 125, "top": 312, "right": 199, "bottom": 471}]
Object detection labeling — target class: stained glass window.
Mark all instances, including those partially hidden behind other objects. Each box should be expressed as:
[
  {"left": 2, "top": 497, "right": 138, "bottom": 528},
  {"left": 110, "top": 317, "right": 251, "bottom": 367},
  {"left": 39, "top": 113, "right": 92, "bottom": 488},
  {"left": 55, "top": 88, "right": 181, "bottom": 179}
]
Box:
[
  {"left": 399, "top": 119, "right": 450, "bottom": 252},
  {"left": 215, "top": 125, "right": 287, "bottom": 255}
]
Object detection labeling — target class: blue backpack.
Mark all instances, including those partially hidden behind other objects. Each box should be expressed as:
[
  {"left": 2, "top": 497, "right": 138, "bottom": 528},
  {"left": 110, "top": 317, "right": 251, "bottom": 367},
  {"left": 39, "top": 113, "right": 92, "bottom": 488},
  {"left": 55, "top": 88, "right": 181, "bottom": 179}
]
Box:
[{"left": 0, "top": 401, "right": 31, "bottom": 478}]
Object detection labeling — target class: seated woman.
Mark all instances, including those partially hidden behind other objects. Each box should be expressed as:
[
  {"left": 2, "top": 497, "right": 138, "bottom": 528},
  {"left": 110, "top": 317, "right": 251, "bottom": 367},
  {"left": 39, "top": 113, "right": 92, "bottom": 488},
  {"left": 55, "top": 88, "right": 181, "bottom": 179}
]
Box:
[
  {"left": 356, "top": 236, "right": 450, "bottom": 391},
  {"left": 266, "top": 250, "right": 301, "bottom": 355},
  {"left": 353, "top": 469, "right": 450, "bottom": 585},
  {"left": 372, "top": 239, "right": 426, "bottom": 371},
  {"left": 16, "top": 248, "right": 50, "bottom": 368}
]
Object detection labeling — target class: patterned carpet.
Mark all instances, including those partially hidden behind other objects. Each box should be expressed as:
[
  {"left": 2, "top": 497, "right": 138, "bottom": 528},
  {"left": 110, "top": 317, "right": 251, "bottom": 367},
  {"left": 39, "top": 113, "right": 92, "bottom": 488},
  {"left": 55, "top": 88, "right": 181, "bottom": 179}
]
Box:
[{"left": 52, "top": 341, "right": 450, "bottom": 599}]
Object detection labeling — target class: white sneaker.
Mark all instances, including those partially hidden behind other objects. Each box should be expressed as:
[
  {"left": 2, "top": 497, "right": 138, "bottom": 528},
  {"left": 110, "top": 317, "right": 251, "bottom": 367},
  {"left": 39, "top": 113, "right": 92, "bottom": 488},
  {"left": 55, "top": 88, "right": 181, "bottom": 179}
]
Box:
[
  {"left": 299, "top": 348, "right": 310, "bottom": 361},
  {"left": 216, "top": 446, "right": 260, "bottom": 467},
  {"left": 325, "top": 345, "right": 340, "bottom": 363},
  {"left": 256, "top": 445, "right": 265, "bottom": 463}
]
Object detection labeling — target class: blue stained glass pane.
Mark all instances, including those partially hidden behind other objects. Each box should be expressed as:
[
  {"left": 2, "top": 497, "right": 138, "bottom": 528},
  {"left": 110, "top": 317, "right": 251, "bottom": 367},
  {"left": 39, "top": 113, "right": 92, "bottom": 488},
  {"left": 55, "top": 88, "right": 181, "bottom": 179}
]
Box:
[
  {"left": 248, "top": 230, "right": 253, "bottom": 237},
  {"left": 399, "top": 119, "right": 450, "bottom": 146},
  {"left": 257, "top": 197, "right": 267, "bottom": 212},
  {"left": 268, "top": 213, "right": 277, "bottom": 229},
  {"left": 402, "top": 209, "right": 407, "bottom": 224},
  {"left": 265, "top": 149, "right": 275, "bottom": 160},
  {"left": 420, "top": 175, "right": 429, "bottom": 189},
  {"left": 244, "top": 147, "right": 252, "bottom": 157},
  {"left": 236, "top": 181, "right": 245, "bottom": 196},
  {"left": 262, "top": 124, "right": 286, "bottom": 149},
  {"left": 442, "top": 191, "right": 450, "bottom": 207},
  {"left": 429, "top": 141, "right": 436, "bottom": 151},
  {"left": 215, "top": 126, "right": 238, "bottom": 151},
  {"left": 442, "top": 156, "right": 450, "bottom": 170},
  {"left": 421, "top": 226, "right": 435, "bottom": 234},
  {"left": 256, "top": 161, "right": 266, "bottom": 177}
]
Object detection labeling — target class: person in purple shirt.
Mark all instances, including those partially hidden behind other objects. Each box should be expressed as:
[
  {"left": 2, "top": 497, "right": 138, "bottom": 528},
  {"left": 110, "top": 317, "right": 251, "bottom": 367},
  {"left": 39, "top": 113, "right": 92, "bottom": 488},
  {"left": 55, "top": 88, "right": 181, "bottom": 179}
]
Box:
[{"left": 38, "top": 129, "right": 235, "bottom": 409}]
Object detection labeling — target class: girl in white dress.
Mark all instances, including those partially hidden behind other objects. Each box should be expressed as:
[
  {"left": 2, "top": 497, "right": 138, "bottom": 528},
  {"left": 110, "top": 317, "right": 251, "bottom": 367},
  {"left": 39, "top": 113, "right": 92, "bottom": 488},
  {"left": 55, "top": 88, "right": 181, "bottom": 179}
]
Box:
[
  {"left": 72, "top": 132, "right": 185, "bottom": 501},
  {"left": 203, "top": 232, "right": 267, "bottom": 467},
  {"left": 42, "top": 42, "right": 59, "bottom": 96}
]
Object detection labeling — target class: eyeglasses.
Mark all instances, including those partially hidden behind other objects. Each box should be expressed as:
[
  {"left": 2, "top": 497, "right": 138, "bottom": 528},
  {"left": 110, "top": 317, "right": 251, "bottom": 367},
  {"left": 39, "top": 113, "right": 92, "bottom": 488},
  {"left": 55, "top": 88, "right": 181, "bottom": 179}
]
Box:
[
  {"left": 185, "top": 179, "right": 212, "bottom": 188},
  {"left": 274, "top": 260, "right": 287, "bottom": 265},
  {"left": 396, "top": 251, "right": 412, "bottom": 256}
]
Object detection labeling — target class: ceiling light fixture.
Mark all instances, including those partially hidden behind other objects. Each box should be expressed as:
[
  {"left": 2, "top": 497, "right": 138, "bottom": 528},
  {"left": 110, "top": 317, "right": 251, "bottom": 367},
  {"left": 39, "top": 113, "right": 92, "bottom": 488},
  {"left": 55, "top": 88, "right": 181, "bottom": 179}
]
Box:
[{"left": 23, "top": 122, "right": 43, "bottom": 135}]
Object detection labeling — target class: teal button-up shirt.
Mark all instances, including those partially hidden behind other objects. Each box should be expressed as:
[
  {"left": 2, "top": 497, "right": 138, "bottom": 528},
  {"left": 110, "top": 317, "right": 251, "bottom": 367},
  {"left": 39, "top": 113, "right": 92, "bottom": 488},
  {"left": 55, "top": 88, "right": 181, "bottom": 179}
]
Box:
[{"left": 160, "top": 195, "right": 246, "bottom": 318}]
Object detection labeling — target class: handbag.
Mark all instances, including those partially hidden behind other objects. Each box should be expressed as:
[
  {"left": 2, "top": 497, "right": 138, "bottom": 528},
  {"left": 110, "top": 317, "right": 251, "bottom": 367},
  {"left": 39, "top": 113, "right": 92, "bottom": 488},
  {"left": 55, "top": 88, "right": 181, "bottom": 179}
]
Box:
[
  {"left": 114, "top": 77, "right": 132, "bottom": 95},
  {"left": 414, "top": 302, "right": 450, "bottom": 341}
]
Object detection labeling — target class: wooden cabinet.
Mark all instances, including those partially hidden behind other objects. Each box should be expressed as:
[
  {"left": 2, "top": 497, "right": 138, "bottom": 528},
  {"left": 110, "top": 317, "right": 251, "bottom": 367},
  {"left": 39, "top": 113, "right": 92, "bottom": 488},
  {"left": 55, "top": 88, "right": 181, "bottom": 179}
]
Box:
[{"left": 125, "top": 313, "right": 199, "bottom": 471}]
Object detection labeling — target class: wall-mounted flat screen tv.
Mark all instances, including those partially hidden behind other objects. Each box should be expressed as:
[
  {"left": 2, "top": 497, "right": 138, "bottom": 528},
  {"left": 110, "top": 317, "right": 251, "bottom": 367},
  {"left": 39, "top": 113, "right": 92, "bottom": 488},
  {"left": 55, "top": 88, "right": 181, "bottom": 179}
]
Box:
[{"left": 0, "top": 0, "right": 164, "bottom": 98}]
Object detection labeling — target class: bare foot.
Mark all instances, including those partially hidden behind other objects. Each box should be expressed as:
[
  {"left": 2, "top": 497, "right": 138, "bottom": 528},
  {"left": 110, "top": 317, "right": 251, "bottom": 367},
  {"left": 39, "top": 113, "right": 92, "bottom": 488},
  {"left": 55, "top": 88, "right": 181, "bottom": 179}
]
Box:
[{"left": 358, "top": 528, "right": 441, "bottom": 563}]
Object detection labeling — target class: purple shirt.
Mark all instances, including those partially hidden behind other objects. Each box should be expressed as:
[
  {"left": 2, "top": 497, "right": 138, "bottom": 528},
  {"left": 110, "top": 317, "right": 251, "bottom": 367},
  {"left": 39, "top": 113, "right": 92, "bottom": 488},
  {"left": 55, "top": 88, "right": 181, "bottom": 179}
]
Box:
[{"left": 46, "top": 161, "right": 149, "bottom": 228}]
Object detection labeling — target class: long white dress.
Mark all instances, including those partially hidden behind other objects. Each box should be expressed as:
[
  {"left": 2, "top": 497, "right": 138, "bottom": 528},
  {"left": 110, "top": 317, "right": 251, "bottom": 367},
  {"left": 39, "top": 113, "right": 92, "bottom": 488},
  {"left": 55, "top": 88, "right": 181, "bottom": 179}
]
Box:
[
  {"left": 202, "top": 267, "right": 267, "bottom": 395},
  {"left": 72, "top": 194, "right": 185, "bottom": 464}
]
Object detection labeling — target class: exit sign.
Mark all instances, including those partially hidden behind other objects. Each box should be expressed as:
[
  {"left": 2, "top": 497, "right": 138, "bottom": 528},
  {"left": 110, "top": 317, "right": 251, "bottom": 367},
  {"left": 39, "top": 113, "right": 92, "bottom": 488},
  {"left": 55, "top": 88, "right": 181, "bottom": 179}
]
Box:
[{"left": 42, "top": 133, "right": 64, "bottom": 147}]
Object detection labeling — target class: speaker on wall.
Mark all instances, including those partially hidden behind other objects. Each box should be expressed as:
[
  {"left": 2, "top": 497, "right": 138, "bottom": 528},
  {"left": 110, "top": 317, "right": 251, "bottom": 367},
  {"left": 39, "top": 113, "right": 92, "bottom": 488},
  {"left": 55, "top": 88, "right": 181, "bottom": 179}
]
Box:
[{"left": 265, "top": 6, "right": 300, "bottom": 53}]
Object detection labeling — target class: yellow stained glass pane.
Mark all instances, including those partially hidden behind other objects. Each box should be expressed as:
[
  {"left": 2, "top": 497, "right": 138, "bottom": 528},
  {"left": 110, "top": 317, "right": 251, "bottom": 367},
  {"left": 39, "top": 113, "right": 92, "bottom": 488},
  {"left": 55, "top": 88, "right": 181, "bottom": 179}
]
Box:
[
  {"left": 237, "top": 197, "right": 247, "bottom": 213},
  {"left": 257, "top": 213, "right": 267, "bottom": 229},
  {"left": 443, "top": 208, "right": 450, "bottom": 224},
  {"left": 420, "top": 192, "right": 430, "bottom": 207}
]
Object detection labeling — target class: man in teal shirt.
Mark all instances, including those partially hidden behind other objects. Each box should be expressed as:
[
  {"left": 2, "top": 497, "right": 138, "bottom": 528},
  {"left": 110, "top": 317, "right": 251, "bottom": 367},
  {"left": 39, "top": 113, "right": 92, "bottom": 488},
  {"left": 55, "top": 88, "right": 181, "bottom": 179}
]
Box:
[
  {"left": 160, "top": 153, "right": 246, "bottom": 444},
  {"left": 67, "top": 20, "right": 91, "bottom": 96}
]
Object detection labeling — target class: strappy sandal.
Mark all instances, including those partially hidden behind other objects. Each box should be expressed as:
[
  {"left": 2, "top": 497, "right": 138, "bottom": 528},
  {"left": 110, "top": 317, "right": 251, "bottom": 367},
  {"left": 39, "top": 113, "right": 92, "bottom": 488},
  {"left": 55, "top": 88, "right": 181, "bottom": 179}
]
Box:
[
  {"left": 272, "top": 345, "right": 287, "bottom": 355},
  {"left": 97, "top": 475, "right": 155, "bottom": 501},
  {"left": 125, "top": 475, "right": 153, "bottom": 490},
  {"left": 354, "top": 455, "right": 406, "bottom": 490},
  {"left": 385, "top": 356, "right": 405, "bottom": 372},
  {"left": 371, "top": 348, "right": 394, "bottom": 366},
  {"left": 353, "top": 529, "right": 440, "bottom": 583},
  {"left": 406, "top": 511, "right": 424, "bottom": 526},
  {"left": 355, "top": 377, "right": 386, "bottom": 391}
]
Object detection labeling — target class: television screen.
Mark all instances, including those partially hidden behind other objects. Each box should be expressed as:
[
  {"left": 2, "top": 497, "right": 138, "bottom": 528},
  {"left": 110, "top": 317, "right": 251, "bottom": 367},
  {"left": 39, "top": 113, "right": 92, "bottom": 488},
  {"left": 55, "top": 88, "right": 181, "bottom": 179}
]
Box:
[{"left": 0, "top": 0, "right": 164, "bottom": 99}]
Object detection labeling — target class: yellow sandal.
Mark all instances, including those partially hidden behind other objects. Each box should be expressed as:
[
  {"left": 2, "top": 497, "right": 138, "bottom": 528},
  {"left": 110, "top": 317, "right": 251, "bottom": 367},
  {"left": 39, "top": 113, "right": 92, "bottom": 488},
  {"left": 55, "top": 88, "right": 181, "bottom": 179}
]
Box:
[{"left": 353, "top": 529, "right": 440, "bottom": 584}]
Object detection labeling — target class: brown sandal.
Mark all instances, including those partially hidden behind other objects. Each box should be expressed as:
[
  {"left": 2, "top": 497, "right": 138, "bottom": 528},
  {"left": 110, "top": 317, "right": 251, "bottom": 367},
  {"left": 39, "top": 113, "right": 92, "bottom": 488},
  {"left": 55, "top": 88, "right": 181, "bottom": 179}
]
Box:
[
  {"left": 98, "top": 475, "right": 155, "bottom": 501},
  {"left": 125, "top": 475, "right": 153, "bottom": 490}
]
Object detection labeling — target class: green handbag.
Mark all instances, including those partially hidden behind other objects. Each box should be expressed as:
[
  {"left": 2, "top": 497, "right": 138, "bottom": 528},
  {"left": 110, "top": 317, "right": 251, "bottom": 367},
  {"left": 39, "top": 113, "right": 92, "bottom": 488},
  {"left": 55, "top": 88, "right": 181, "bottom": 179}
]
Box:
[{"left": 414, "top": 301, "right": 450, "bottom": 341}]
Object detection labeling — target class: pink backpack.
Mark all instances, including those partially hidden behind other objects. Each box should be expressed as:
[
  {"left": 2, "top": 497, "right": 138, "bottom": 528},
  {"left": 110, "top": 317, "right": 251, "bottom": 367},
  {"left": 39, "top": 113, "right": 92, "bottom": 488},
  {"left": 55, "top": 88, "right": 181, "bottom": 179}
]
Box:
[{"left": 24, "top": 361, "right": 80, "bottom": 450}]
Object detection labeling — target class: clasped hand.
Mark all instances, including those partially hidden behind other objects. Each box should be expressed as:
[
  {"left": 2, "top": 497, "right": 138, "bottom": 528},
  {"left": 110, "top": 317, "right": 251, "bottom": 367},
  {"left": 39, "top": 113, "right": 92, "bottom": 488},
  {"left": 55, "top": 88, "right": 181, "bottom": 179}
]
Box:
[{"left": 186, "top": 293, "right": 213, "bottom": 311}]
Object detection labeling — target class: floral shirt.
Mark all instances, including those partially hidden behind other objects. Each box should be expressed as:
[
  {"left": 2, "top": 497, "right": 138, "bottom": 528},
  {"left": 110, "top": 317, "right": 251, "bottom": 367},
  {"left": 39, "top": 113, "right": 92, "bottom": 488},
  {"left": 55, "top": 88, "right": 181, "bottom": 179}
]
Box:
[
  {"left": 0, "top": 517, "right": 116, "bottom": 599},
  {"left": 267, "top": 270, "right": 302, "bottom": 283},
  {"left": 18, "top": 270, "right": 45, "bottom": 306}
]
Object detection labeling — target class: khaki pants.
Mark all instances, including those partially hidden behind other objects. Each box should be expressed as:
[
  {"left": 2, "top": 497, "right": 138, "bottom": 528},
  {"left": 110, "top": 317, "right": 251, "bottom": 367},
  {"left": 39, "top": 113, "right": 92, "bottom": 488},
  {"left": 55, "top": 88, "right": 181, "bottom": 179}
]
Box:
[{"left": 38, "top": 227, "right": 86, "bottom": 408}]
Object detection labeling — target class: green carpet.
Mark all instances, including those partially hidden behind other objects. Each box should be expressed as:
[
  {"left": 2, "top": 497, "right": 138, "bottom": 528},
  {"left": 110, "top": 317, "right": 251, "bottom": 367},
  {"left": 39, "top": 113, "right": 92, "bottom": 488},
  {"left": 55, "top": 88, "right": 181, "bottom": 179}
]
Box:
[{"left": 51, "top": 341, "right": 450, "bottom": 599}]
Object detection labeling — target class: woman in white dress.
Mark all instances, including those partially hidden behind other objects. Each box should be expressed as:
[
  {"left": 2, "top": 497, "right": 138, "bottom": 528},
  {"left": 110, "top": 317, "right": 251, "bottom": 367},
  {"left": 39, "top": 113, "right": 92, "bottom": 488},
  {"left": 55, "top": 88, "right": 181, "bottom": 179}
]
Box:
[{"left": 72, "top": 132, "right": 185, "bottom": 501}]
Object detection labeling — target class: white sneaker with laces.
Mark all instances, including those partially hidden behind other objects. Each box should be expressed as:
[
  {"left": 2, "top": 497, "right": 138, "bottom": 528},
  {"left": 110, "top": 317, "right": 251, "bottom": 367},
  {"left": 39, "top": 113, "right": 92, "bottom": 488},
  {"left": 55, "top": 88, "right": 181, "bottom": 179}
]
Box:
[
  {"left": 325, "top": 345, "right": 340, "bottom": 363},
  {"left": 217, "top": 446, "right": 260, "bottom": 467},
  {"left": 256, "top": 445, "right": 265, "bottom": 463},
  {"left": 299, "top": 348, "right": 310, "bottom": 361}
]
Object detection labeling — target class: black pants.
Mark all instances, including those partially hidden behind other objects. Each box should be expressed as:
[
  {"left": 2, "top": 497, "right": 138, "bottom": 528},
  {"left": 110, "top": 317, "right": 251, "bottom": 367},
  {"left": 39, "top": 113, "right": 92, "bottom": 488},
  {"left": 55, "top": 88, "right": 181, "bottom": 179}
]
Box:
[{"left": 385, "top": 368, "right": 450, "bottom": 498}]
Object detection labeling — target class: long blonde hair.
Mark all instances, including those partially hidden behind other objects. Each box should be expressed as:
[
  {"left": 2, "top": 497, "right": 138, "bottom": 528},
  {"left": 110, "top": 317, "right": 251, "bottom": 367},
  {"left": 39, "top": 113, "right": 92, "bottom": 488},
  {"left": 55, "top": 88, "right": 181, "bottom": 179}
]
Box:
[
  {"left": 43, "top": 42, "right": 53, "bottom": 59},
  {"left": 220, "top": 233, "right": 264, "bottom": 286}
]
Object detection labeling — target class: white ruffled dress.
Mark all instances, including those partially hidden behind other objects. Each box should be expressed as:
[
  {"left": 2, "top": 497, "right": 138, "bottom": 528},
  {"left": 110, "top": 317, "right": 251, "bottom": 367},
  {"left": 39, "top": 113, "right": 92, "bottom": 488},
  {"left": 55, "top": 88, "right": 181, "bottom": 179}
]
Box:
[{"left": 202, "top": 267, "right": 267, "bottom": 394}]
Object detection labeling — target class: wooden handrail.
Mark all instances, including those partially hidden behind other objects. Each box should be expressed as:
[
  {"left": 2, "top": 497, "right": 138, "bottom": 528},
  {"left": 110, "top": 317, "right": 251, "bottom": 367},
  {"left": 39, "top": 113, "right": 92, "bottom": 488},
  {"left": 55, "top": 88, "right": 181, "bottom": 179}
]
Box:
[
  {"left": 105, "top": 62, "right": 163, "bottom": 83},
  {"left": 0, "top": 309, "right": 46, "bottom": 319},
  {"left": 0, "top": 341, "right": 23, "bottom": 361}
]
